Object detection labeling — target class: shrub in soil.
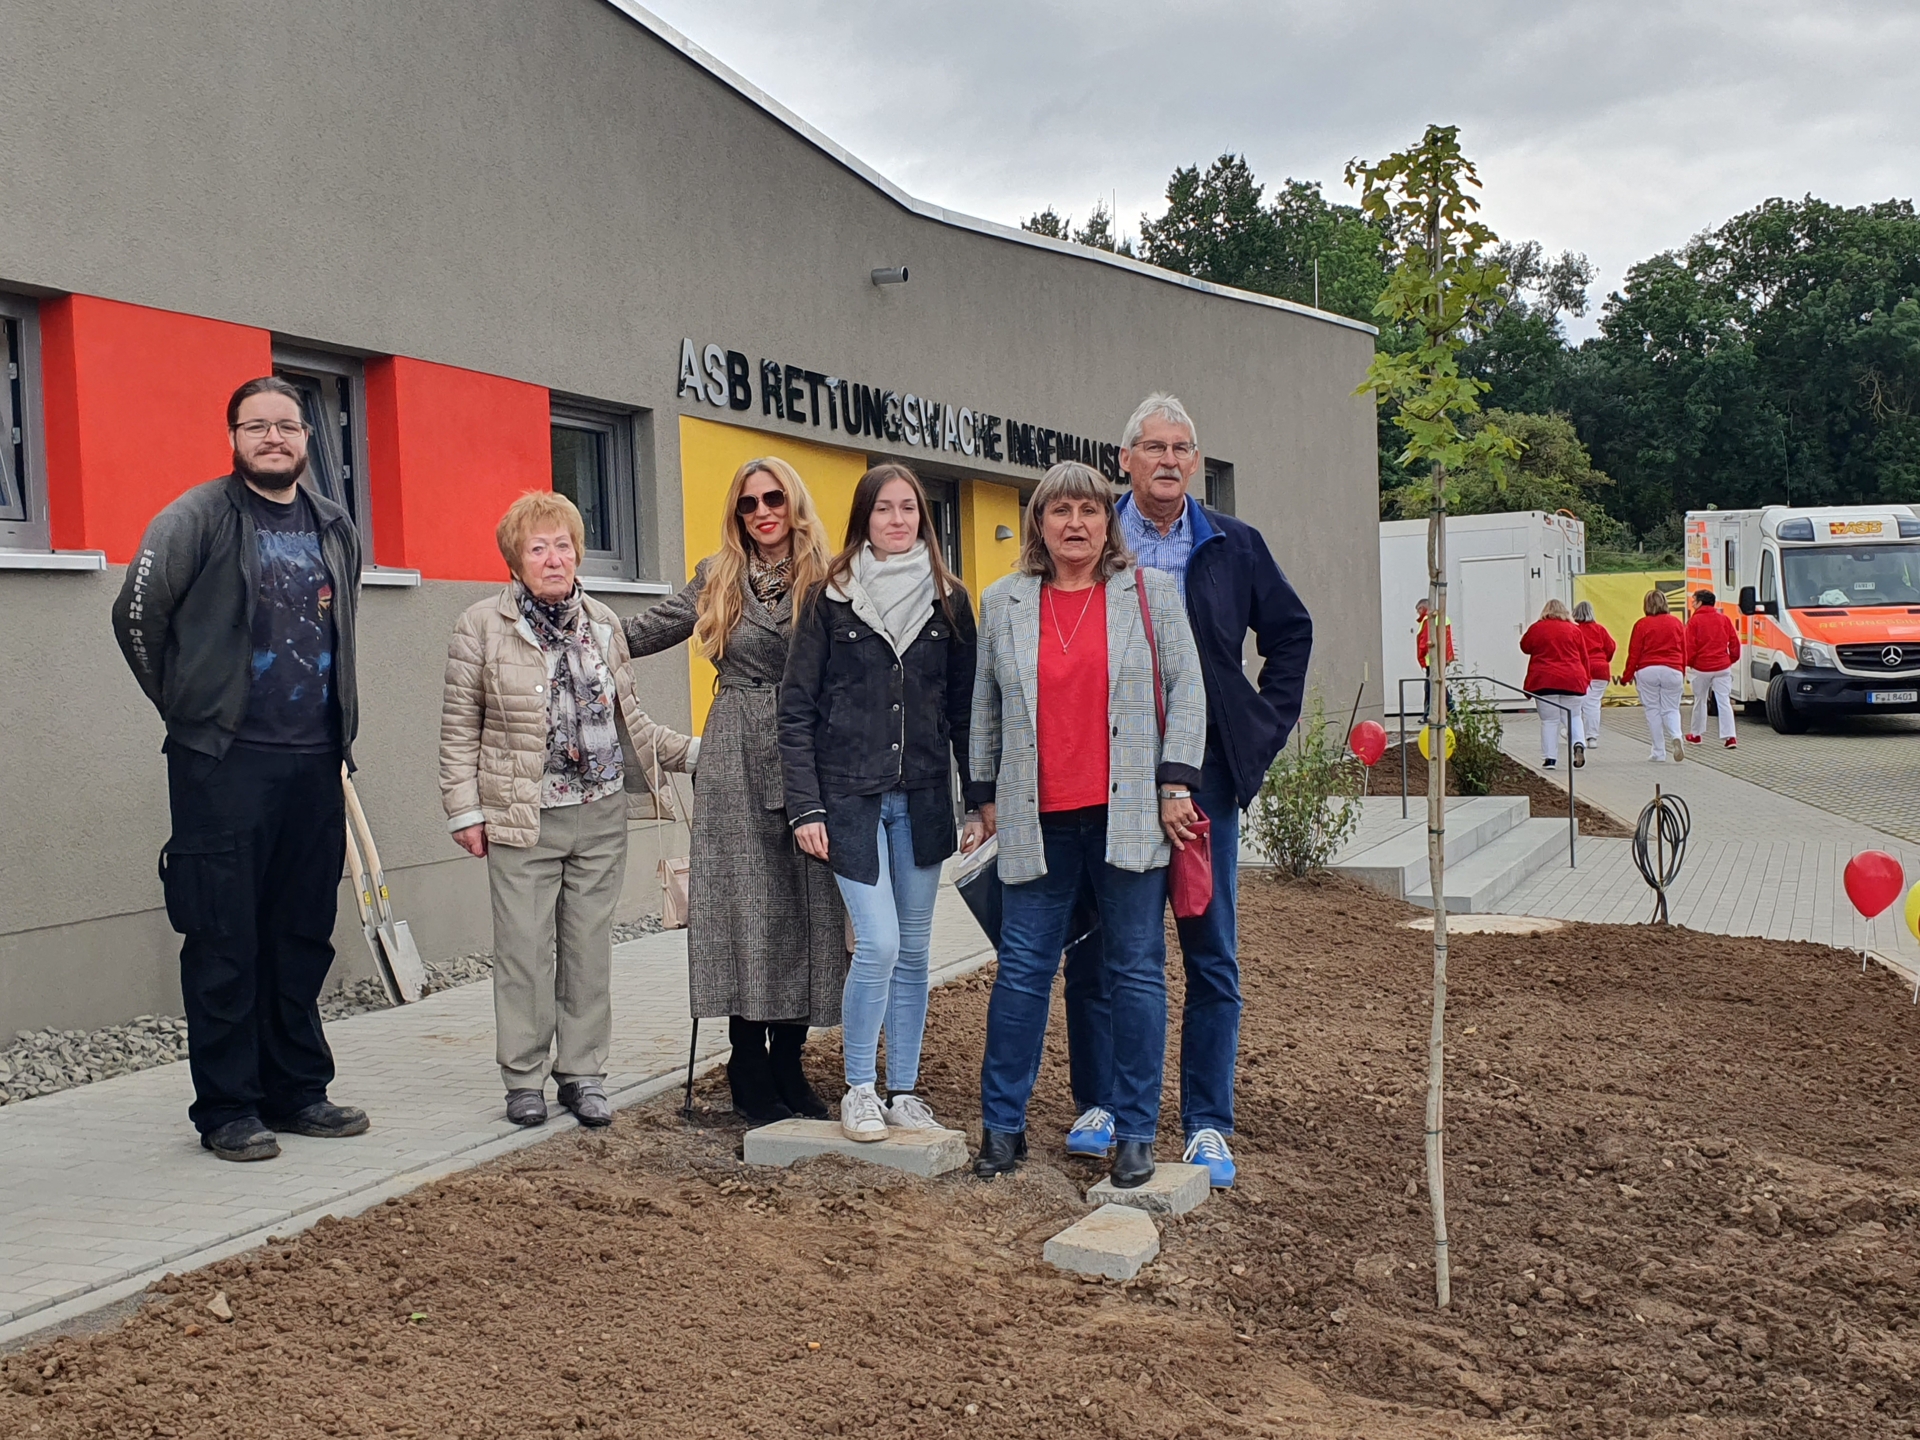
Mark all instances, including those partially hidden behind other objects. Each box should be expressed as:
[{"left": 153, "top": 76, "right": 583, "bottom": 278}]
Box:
[{"left": 1247, "top": 694, "right": 1362, "bottom": 877}]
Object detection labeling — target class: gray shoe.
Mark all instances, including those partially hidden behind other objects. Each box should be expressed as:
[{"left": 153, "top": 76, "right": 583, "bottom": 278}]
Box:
[
  {"left": 558, "top": 1079, "right": 612, "bottom": 1128},
  {"left": 505, "top": 1089, "right": 548, "bottom": 1126}
]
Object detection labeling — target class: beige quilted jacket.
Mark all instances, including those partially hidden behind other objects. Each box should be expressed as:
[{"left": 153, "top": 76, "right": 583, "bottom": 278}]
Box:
[{"left": 439, "top": 586, "right": 693, "bottom": 848}]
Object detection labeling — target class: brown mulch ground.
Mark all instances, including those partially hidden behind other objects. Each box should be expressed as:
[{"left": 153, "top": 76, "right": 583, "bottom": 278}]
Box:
[
  {"left": 1379, "top": 742, "right": 1633, "bottom": 838},
  {"left": 8, "top": 875, "right": 1920, "bottom": 1439}
]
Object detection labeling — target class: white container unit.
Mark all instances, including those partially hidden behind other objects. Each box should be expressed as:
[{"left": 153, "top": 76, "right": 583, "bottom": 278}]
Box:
[{"left": 1381, "top": 511, "right": 1585, "bottom": 714}]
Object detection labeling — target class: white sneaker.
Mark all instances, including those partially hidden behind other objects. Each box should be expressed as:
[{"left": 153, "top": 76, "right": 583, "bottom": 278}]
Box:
[
  {"left": 840, "top": 1083, "right": 887, "bottom": 1142},
  {"left": 1668, "top": 736, "right": 1684, "bottom": 763},
  {"left": 884, "top": 1093, "right": 940, "bottom": 1130}
]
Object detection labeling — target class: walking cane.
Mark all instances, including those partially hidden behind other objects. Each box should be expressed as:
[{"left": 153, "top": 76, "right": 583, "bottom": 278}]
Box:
[{"left": 681, "top": 1018, "right": 700, "bottom": 1120}]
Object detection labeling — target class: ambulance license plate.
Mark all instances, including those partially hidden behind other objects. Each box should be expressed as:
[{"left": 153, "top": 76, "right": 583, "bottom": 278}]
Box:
[{"left": 1869, "top": 690, "right": 1918, "bottom": 705}]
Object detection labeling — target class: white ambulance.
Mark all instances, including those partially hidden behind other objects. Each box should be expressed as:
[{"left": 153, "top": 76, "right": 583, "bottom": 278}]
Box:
[{"left": 1686, "top": 505, "right": 1920, "bottom": 732}]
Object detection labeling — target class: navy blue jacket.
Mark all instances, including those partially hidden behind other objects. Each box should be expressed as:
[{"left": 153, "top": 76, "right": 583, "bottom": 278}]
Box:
[{"left": 1119, "top": 494, "right": 1313, "bottom": 810}]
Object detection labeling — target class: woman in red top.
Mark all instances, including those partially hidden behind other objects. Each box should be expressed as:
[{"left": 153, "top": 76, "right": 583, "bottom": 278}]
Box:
[
  {"left": 1519, "top": 598, "right": 1589, "bottom": 768},
  {"left": 1572, "top": 601, "right": 1617, "bottom": 750},
  {"left": 1618, "top": 588, "right": 1687, "bottom": 762}
]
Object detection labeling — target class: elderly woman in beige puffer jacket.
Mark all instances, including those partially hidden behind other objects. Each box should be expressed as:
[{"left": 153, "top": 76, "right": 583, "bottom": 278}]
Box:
[{"left": 440, "top": 491, "right": 694, "bottom": 1130}]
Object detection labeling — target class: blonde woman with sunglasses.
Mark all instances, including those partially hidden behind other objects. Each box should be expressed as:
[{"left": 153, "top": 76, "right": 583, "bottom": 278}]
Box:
[{"left": 623, "top": 457, "right": 847, "bottom": 1124}]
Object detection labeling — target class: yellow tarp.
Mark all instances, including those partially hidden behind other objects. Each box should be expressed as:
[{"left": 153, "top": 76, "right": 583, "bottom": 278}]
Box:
[{"left": 1575, "top": 570, "right": 1687, "bottom": 699}]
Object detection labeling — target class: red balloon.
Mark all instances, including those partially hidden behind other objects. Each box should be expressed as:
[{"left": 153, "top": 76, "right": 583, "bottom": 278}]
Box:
[
  {"left": 1844, "top": 850, "right": 1905, "bottom": 919},
  {"left": 1349, "top": 720, "right": 1388, "bottom": 767}
]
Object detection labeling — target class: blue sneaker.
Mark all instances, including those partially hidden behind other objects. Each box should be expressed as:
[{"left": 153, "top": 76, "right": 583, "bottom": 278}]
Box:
[
  {"left": 1183, "top": 1128, "right": 1236, "bottom": 1188},
  {"left": 1065, "top": 1106, "right": 1116, "bottom": 1157}
]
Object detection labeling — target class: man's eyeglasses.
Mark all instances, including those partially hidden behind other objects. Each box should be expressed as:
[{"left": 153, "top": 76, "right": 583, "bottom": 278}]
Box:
[
  {"left": 1130, "top": 441, "right": 1198, "bottom": 460},
  {"left": 736, "top": 490, "right": 788, "bottom": 516},
  {"left": 232, "top": 418, "right": 310, "bottom": 440}
]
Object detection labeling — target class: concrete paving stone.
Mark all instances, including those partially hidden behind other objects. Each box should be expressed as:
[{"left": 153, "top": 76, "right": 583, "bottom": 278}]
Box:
[
  {"left": 742, "top": 1118, "right": 970, "bottom": 1177},
  {"left": 1086, "top": 1163, "right": 1210, "bottom": 1216},
  {"left": 1043, "top": 1203, "right": 1160, "bottom": 1280}
]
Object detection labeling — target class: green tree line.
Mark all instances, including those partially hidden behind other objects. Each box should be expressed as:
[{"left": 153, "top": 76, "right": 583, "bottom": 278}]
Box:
[{"left": 1024, "top": 157, "right": 1920, "bottom": 567}]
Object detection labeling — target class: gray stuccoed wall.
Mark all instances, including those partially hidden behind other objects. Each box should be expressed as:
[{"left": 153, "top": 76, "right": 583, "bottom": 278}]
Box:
[{"left": 0, "top": 0, "right": 1381, "bottom": 1036}]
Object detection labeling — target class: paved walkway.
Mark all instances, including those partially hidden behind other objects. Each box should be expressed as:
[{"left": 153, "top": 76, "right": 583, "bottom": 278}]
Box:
[
  {"left": 0, "top": 884, "right": 994, "bottom": 1344},
  {"left": 1491, "top": 706, "right": 1920, "bottom": 982},
  {"left": 1677, "top": 709, "right": 1920, "bottom": 844}
]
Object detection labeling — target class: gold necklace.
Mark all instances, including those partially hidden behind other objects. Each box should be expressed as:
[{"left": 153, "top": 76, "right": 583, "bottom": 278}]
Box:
[{"left": 1046, "top": 584, "right": 1098, "bottom": 653}]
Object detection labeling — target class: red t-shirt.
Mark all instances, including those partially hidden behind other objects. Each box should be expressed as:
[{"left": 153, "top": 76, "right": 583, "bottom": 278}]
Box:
[
  {"left": 1621, "top": 614, "right": 1686, "bottom": 681},
  {"left": 1036, "top": 583, "right": 1110, "bottom": 813}
]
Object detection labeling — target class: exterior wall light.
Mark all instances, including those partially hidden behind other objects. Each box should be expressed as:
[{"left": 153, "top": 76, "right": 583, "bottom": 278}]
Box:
[
  {"left": 870, "top": 266, "right": 910, "bottom": 285},
  {"left": 994, "top": 524, "right": 1014, "bottom": 541}
]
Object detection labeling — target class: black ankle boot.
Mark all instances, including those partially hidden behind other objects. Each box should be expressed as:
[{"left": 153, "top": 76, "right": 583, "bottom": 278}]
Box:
[
  {"left": 767, "top": 1022, "right": 829, "bottom": 1119},
  {"left": 973, "top": 1128, "right": 1028, "bottom": 1180},
  {"left": 1110, "top": 1139, "right": 1155, "bottom": 1188},
  {"left": 727, "top": 1017, "right": 794, "bottom": 1126}
]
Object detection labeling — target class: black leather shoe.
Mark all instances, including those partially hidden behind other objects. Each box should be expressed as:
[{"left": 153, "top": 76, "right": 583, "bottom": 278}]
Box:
[
  {"left": 264, "top": 1101, "right": 370, "bottom": 1138},
  {"left": 973, "top": 1128, "right": 1028, "bottom": 1179},
  {"left": 1109, "top": 1140, "right": 1155, "bottom": 1189},
  {"left": 201, "top": 1117, "right": 280, "bottom": 1162}
]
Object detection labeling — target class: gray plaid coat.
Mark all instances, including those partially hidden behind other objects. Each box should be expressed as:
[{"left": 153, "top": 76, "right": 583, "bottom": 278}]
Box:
[{"left": 970, "top": 567, "right": 1207, "bottom": 884}]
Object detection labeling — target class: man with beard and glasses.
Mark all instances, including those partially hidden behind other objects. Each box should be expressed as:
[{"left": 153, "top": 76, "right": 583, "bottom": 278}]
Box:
[
  {"left": 113, "top": 376, "right": 369, "bottom": 1161},
  {"left": 1058, "top": 394, "right": 1312, "bottom": 1190}
]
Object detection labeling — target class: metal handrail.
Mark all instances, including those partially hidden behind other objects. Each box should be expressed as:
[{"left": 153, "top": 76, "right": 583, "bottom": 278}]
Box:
[{"left": 1395, "top": 674, "right": 1577, "bottom": 869}]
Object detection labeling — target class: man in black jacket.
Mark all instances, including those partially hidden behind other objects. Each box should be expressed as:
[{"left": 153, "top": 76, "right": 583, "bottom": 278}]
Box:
[
  {"left": 1061, "top": 393, "right": 1313, "bottom": 1188},
  {"left": 112, "top": 376, "right": 369, "bottom": 1161}
]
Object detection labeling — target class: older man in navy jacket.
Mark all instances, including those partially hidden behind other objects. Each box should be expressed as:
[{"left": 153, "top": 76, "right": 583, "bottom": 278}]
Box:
[{"left": 1061, "top": 393, "right": 1313, "bottom": 1187}]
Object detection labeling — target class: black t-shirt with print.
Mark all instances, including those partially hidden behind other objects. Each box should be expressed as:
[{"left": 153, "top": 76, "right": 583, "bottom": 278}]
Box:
[{"left": 233, "top": 487, "right": 340, "bottom": 752}]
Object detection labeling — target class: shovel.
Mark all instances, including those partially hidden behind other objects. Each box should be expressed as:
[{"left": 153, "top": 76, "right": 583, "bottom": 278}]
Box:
[
  {"left": 343, "top": 814, "right": 402, "bottom": 1005},
  {"left": 341, "top": 767, "right": 428, "bottom": 1003}
]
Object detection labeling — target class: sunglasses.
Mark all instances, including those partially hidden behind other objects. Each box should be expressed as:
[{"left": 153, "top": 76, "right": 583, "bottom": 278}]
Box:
[{"left": 735, "top": 490, "right": 788, "bottom": 517}]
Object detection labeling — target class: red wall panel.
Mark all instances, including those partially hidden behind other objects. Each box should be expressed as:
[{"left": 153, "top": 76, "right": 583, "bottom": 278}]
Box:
[
  {"left": 38, "top": 296, "right": 271, "bottom": 559},
  {"left": 364, "top": 356, "right": 550, "bottom": 580}
]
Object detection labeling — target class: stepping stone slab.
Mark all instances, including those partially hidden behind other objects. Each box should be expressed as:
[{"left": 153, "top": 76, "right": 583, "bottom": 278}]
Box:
[
  {"left": 1085, "top": 1161, "right": 1210, "bottom": 1216},
  {"left": 1044, "top": 1203, "right": 1160, "bottom": 1280},
  {"left": 1401, "top": 914, "right": 1566, "bottom": 935},
  {"left": 742, "top": 1118, "right": 969, "bottom": 1177}
]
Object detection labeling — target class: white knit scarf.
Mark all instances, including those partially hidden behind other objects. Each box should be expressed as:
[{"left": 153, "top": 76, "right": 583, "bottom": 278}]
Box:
[{"left": 849, "top": 540, "right": 937, "bottom": 656}]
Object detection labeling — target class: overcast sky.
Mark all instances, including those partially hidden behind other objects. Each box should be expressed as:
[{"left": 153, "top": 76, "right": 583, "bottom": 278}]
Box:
[{"left": 640, "top": 0, "right": 1919, "bottom": 339}]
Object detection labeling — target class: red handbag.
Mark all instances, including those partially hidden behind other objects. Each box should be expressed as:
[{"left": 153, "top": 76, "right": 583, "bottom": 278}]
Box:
[{"left": 1136, "top": 577, "right": 1213, "bottom": 919}]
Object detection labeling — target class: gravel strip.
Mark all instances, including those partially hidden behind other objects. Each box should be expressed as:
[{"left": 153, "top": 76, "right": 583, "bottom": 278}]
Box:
[{"left": 0, "top": 914, "right": 671, "bottom": 1107}]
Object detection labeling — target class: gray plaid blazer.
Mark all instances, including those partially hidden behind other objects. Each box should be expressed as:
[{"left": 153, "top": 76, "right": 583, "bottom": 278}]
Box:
[{"left": 970, "top": 566, "right": 1207, "bottom": 884}]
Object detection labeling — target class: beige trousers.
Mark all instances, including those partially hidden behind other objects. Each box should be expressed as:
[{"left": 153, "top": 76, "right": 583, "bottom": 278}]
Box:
[{"left": 485, "top": 792, "right": 628, "bottom": 1091}]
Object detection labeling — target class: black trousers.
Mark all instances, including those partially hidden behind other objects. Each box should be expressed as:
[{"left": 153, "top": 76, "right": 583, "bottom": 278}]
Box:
[{"left": 161, "top": 742, "right": 345, "bottom": 1133}]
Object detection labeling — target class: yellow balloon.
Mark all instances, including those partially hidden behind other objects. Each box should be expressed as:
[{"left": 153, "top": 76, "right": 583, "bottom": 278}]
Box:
[
  {"left": 1905, "top": 879, "right": 1920, "bottom": 943},
  {"left": 1417, "top": 724, "right": 1456, "bottom": 761}
]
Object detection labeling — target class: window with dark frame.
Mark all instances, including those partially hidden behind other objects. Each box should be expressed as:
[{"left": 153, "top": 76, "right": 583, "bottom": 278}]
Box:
[
  {"left": 1203, "top": 458, "right": 1236, "bottom": 516},
  {"left": 550, "top": 399, "right": 639, "bottom": 579},
  {"left": 920, "top": 475, "right": 963, "bottom": 577},
  {"left": 0, "top": 292, "right": 49, "bottom": 552},
  {"left": 273, "top": 345, "right": 372, "bottom": 548}
]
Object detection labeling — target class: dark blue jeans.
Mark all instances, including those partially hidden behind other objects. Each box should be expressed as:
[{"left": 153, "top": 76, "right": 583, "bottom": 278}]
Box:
[
  {"left": 979, "top": 807, "right": 1169, "bottom": 1144},
  {"left": 1064, "top": 751, "right": 1241, "bottom": 1136}
]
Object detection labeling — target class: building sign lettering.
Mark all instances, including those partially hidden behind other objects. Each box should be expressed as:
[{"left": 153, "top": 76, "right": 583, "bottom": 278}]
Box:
[{"left": 677, "top": 338, "right": 1122, "bottom": 482}]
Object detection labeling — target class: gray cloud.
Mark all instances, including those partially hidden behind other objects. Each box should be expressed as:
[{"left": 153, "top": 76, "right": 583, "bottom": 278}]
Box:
[{"left": 640, "top": 0, "right": 1920, "bottom": 334}]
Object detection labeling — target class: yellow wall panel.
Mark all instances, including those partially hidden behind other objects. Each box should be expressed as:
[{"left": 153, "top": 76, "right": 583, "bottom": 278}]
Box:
[
  {"left": 676, "top": 415, "right": 869, "bottom": 730},
  {"left": 958, "top": 479, "right": 1022, "bottom": 613},
  {"left": 1574, "top": 570, "right": 1686, "bottom": 699}
]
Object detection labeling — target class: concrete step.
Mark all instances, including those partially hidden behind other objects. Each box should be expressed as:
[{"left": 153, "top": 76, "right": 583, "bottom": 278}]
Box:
[
  {"left": 1327, "top": 795, "right": 1531, "bottom": 900},
  {"left": 742, "top": 1118, "right": 970, "bottom": 1176},
  {"left": 1043, "top": 1204, "right": 1160, "bottom": 1280},
  {"left": 1408, "top": 817, "right": 1571, "bottom": 914},
  {"left": 1086, "top": 1162, "right": 1210, "bottom": 1216}
]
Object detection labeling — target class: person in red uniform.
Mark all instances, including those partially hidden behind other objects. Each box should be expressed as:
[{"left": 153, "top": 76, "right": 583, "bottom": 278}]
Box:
[
  {"left": 1684, "top": 588, "right": 1742, "bottom": 748},
  {"left": 1520, "top": 598, "right": 1589, "bottom": 768},
  {"left": 1414, "top": 598, "right": 1454, "bottom": 722},
  {"left": 1618, "top": 588, "right": 1688, "bottom": 762},
  {"left": 1572, "top": 600, "right": 1616, "bottom": 749}
]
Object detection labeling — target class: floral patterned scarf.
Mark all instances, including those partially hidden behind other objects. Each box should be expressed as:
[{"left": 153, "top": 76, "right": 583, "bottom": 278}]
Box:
[{"left": 515, "top": 580, "right": 624, "bottom": 801}]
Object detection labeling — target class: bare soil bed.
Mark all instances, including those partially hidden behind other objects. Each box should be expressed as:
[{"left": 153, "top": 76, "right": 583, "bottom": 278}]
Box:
[
  {"left": 7, "top": 876, "right": 1920, "bottom": 1438},
  {"left": 1380, "top": 741, "right": 1632, "bottom": 838}
]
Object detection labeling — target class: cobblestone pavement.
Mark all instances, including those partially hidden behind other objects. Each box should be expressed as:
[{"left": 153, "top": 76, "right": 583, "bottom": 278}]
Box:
[
  {"left": 1675, "top": 707, "right": 1920, "bottom": 843},
  {"left": 1493, "top": 710, "right": 1920, "bottom": 981},
  {"left": 0, "top": 885, "right": 994, "bottom": 1343}
]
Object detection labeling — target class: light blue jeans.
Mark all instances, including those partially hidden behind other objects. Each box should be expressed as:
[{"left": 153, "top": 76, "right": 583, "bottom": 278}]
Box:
[{"left": 835, "top": 790, "right": 944, "bottom": 1091}]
